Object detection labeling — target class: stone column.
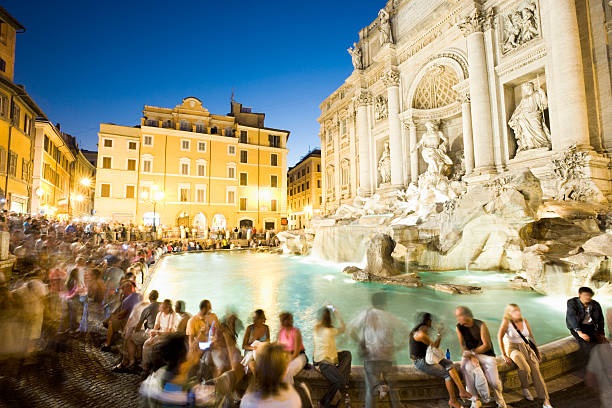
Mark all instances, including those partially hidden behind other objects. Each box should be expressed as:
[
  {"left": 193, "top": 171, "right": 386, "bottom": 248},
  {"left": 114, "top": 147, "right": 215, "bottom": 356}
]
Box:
[
  {"left": 543, "top": 0, "right": 590, "bottom": 149},
  {"left": 460, "top": 94, "right": 475, "bottom": 174},
  {"left": 383, "top": 69, "right": 404, "bottom": 186},
  {"left": 356, "top": 90, "right": 372, "bottom": 196},
  {"left": 407, "top": 120, "right": 418, "bottom": 184},
  {"left": 459, "top": 10, "right": 496, "bottom": 174}
]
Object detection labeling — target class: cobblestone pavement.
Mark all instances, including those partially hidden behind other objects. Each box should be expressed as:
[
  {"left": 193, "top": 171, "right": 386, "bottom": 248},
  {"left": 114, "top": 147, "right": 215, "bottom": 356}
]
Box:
[{"left": 0, "top": 335, "right": 603, "bottom": 408}]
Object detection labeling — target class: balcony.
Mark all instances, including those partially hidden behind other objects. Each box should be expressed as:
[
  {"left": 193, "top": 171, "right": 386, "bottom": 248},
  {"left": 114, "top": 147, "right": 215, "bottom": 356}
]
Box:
[{"left": 142, "top": 118, "right": 237, "bottom": 138}]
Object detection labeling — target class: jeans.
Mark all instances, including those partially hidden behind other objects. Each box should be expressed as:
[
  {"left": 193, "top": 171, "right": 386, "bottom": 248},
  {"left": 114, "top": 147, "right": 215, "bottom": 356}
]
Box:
[
  {"left": 78, "top": 297, "right": 88, "bottom": 333},
  {"left": 571, "top": 324, "right": 598, "bottom": 360},
  {"left": 317, "top": 350, "right": 352, "bottom": 407},
  {"left": 364, "top": 360, "right": 400, "bottom": 408}
]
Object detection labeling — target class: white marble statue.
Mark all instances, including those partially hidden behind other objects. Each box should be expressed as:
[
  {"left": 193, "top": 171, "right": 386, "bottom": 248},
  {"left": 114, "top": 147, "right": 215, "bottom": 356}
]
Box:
[
  {"left": 502, "top": 1, "right": 539, "bottom": 53},
  {"left": 378, "top": 9, "right": 393, "bottom": 45},
  {"left": 374, "top": 95, "right": 388, "bottom": 121},
  {"left": 378, "top": 141, "right": 392, "bottom": 184},
  {"left": 347, "top": 42, "right": 363, "bottom": 70},
  {"left": 508, "top": 82, "right": 551, "bottom": 153},
  {"left": 412, "top": 121, "right": 453, "bottom": 176}
]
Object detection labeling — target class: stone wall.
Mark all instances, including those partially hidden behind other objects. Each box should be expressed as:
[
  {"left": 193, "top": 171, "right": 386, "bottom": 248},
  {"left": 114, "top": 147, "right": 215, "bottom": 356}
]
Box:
[{"left": 296, "top": 336, "right": 582, "bottom": 405}]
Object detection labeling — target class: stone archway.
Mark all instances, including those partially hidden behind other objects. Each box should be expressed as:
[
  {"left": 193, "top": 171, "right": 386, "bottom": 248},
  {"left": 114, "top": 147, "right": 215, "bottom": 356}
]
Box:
[
  {"left": 212, "top": 213, "right": 227, "bottom": 231},
  {"left": 193, "top": 212, "right": 206, "bottom": 230},
  {"left": 177, "top": 211, "right": 190, "bottom": 227}
]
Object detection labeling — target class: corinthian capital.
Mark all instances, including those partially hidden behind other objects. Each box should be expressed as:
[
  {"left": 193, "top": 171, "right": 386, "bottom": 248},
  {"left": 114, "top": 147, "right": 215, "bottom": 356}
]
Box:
[
  {"left": 355, "top": 90, "right": 372, "bottom": 107},
  {"left": 458, "top": 9, "right": 491, "bottom": 36},
  {"left": 382, "top": 69, "right": 400, "bottom": 87}
]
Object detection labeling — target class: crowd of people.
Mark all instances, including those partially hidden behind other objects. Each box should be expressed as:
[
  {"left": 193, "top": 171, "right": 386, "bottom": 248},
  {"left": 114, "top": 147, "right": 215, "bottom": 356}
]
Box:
[{"left": 0, "top": 212, "right": 610, "bottom": 408}]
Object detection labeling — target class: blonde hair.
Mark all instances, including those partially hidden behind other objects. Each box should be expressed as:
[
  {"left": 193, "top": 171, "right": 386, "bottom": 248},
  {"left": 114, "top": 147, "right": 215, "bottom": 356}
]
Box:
[{"left": 503, "top": 303, "right": 523, "bottom": 322}]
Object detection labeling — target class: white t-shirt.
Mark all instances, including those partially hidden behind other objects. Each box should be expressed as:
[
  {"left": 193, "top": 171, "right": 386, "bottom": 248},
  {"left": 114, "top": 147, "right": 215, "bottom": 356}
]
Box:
[
  {"left": 313, "top": 327, "right": 339, "bottom": 364},
  {"left": 240, "top": 386, "right": 301, "bottom": 408},
  {"left": 154, "top": 311, "right": 178, "bottom": 333}
]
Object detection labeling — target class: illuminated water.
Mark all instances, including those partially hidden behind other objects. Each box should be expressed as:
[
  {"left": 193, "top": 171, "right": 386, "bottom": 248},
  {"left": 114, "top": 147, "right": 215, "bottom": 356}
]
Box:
[{"left": 146, "top": 251, "right": 582, "bottom": 364}]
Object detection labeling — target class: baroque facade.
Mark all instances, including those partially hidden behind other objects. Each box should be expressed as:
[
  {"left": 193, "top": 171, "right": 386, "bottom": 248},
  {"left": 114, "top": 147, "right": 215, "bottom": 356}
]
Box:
[
  {"left": 319, "top": 0, "right": 612, "bottom": 214},
  {"left": 94, "top": 98, "right": 289, "bottom": 232}
]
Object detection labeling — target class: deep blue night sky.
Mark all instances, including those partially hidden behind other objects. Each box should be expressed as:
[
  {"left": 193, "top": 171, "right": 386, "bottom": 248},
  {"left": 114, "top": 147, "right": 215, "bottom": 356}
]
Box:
[{"left": 5, "top": 0, "right": 384, "bottom": 166}]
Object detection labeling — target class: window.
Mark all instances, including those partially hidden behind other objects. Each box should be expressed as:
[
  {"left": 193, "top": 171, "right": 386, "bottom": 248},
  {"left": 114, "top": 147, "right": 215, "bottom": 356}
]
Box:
[
  {"left": 269, "top": 134, "right": 281, "bottom": 148},
  {"left": 145, "top": 118, "right": 158, "bottom": 127},
  {"left": 227, "top": 189, "right": 235, "bottom": 204},
  {"left": 143, "top": 159, "right": 152, "bottom": 173},
  {"left": 102, "top": 157, "right": 112, "bottom": 169},
  {"left": 240, "top": 150, "right": 248, "bottom": 163},
  {"left": 125, "top": 185, "right": 135, "bottom": 199},
  {"left": 127, "top": 159, "right": 136, "bottom": 171},
  {"left": 270, "top": 153, "right": 278, "bottom": 167},
  {"left": 103, "top": 139, "right": 113, "bottom": 148},
  {"left": 227, "top": 166, "right": 235, "bottom": 179},
  {"left": 317, "top": 180, "right": 321, "bottom": 188},
  {"left": 141, "top": 186, "right": 151, "bottom": 200},
  {"left": 10, "top": 101, "right": 20, "bottom": 127},
  {"left": 307, "top": 167, "right": 310, "bottom": 173},
  {"left": 180, "top": 121, "right": 191, "bottom": 131},
  {"left": 197, "top": 163, "right": 206, "bottom": 177},
  {"left": 24, "top": 115, "right": 32, "bottom": 135},
  {"left": 196, "top": 186, "right": 206, "bottom": 203},
  {"left": 271, "top": 199, "right": 278, "bottom": 212},
  {"left": 181, "top": 140, "right": 190, "bottom": 151},
  {"left": 228, "top": 145, "right": 236, "bottom": 155},
  {"left": 317, "top": 164, "right": 321, "bottom": 172},
  {"left": 271, "top": 175, "right": 278, "bottom": 188},
  {"left": 210, "top": 127, "right": 217, "bottom": 135},
  {"left": 21, "top": 159, "right": 29, "bottom": 180},
  {"left": 239, "top": 172, "right": 248, "bottom": 186},
  {"left": 240, "top": 130, "right": 248, "bottom": 143},
  {"left": 0, "top": 58, "right": 4, "bottom": 73},
  {"left": 195, "top": 124, "right": 206, "bottom": 133},
  {"left": 162, "top": 120, "right": 172, "bottom": 129},
  {"left": 100, "top": 184, "right": 110, "bottom": 197},
  {"left": 128, "top": 141, "right": 137, "bottom": 150},
  {"left": 0, "top": 94, "right": 7, "bottom": 118},
  {"left": 181, "top": 162, "right": 190, "bottom": 175},
  {"left": 195, "top": 141, "right": 206, "bottom": 152},
  {"left": 342, "top": 166, "right": 349, "bottom": 186},
  {"left": 306, "top": 181, "right": 310, "bottom": 189},
  {"left": 239, "top": 197, "right": 247, "bottom": 211},
  {"left": 143, "top": 135, "right": 153, "bottom": 146},
  {"left": 341, "top": 119, "right": 347, "bottom": 135},
  {"left": 179, "top": 186, "right": 190, "bottom": 202}
]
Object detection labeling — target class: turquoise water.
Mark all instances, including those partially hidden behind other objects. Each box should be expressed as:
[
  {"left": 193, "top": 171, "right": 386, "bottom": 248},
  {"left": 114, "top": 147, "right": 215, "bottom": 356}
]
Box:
[{"left": 146, "top": 251, "right": 575, "bottom": 364}]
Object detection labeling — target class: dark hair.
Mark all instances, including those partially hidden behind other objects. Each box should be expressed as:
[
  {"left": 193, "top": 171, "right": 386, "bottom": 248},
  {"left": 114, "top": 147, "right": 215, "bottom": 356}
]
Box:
[
  {"left": 317, "top": 307, "right": 333, "bottom": 329},
  {"left": 253, "top": 309, "right": 266, "bottom": 322},
  {"left": 66, "top": 268, "right": 79, "bottom": 291},
  {"left": 175, "top": 300, "right": 186, "bottom": 313},
  {"left": 149, "top": 290, "right": 159, "bottom": 301},
  {"left": 372, "top": 292, "right": 387, "bottom": 309},
  {"left": 157, "top": 333, "right": 188, "bottom": 372},
  {"left": 250, "top": 343, "right": 288, "bottom": 398},
  {"left": 162, "top": 299, "right": 173, "bottom": 313},
  {"left": 579, "top": 287, "right": 594, "bottom": 295},
  {"left": 411, "top": 312, "right": 433, "bottom": 334},
  {"left": 199, "top": 299, "right": 211, "bottom": 311}
]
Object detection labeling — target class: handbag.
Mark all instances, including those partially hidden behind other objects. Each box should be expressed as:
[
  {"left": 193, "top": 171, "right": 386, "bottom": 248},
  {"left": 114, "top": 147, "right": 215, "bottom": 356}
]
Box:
[
  {"left": 511, "top": 321, "right": 541, "bottom": 361},
  {"left": 425, "top": 345, "right": 445, "bottom": 365}
]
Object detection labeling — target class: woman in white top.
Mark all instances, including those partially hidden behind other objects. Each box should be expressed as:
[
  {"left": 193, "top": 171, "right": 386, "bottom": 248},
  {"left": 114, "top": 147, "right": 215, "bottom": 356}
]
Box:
[
  {"left": 313, "top": 305, "right": 352, "bottom": 408},
  {"left": 142, "top": 299, "right": 178, "bottom": 371},
  {"left": 241, "top": 343, "right": 303, "bottom": 408},
  {"left": 497, "top": 304, "right": 552, "bottom": 408}
]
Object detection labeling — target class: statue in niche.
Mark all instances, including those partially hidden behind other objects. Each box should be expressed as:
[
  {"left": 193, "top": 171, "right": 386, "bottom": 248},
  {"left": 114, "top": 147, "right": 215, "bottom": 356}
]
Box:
[
  {"left": 347, "top": 42, "right": 363, "bottom": 70},
  {"left": 508, "top": 81, "right": 551, "bottom": 154},
  {"left": 378, "top": 8, "right": 393, "bottom": 45},
  {"left": 502, "top": 1, "right": 539, "bottom": 53},
  {"left": 412, "top": 121, "right": 453, "bottom": 176},
  {"left": 378, "top": 141, "right": 392, "bottom": 184},
  {"left": 374, "top": 95, "right": 388, "bottom": 121}
]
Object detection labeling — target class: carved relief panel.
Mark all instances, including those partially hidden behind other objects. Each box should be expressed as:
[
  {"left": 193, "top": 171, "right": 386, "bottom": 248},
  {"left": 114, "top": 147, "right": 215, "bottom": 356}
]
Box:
[{"left": 500, "top": 0, "right": 541, "bottom": 55}]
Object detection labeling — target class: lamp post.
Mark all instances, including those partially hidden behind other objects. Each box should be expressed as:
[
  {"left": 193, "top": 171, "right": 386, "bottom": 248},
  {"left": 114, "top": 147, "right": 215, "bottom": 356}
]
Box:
[{"left": 142, "top": 186, "right": 164, "bottom": 234}]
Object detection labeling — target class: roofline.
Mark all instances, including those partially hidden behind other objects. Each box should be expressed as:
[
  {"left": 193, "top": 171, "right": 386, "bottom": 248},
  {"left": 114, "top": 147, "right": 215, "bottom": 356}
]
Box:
[
  {"left": 0, "top": 6, "right": 25, "bottom": 32},
  {"left": 0, "top": 76, "right": 47, "bottom": 119},
  {"left": 288, "top": 149, "right": 321, "bottom": 172}
]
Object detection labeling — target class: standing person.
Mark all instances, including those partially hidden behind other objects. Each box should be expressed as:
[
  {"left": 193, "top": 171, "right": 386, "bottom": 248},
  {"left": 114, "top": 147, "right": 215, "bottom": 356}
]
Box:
[
  {"left": 455, "top": 306, "right": 507, "bottom": 408},
  {"left": 277, "top": 312, "right": 307, "bottom": 385},
  {"left": 313, "top": 305, "right": 352, "bottom": 408},
  {"left": 410, "top": 312, "right": 471, "bottom": 408},
  {"left": 59, "top": 268, "right": 84, "bottom": 333},
  {"left": 497, "top": 304, "right": 552, "bottom": 408},
  {"left": 348, "top": 292, "right": 409, "bottom": 408},
  {"left": 566, "top": 286, "right": 605, "bottom": 359},
  {"left": 186, "top": 299, "right": 219, "bottom": 351}
]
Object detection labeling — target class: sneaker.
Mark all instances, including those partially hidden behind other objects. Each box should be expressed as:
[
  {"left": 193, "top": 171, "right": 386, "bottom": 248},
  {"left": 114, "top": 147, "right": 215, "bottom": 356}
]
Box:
[
  {"left": 470, "top": 400, "right": 482, "bottom": 408},
  {"left": 522, "top": 388, "right": 534, "bottom": 401},
  {"left": 543, "top": 404, "right": 553, "bottom": 408}
]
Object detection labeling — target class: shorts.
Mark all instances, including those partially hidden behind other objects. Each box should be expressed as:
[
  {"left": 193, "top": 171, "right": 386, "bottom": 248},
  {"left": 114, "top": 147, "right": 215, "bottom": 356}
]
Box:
[
  {"left": 111, "top": 318, "right": 127, "bottom": 332},
  {"left": 131, "top": 330, "right": 149, "bottom": 346}
]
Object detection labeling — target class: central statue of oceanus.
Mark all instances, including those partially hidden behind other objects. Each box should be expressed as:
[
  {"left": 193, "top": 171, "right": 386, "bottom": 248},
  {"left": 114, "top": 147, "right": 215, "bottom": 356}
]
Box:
[{"left": 412, "top": 121, "right": 453, "bottom": 176}]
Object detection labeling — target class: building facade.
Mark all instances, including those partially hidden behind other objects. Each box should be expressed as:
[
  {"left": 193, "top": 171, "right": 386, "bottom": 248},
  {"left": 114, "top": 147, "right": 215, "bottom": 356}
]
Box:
[
  {"left": 287, "top": 149, "right": 322, "bottom": 229},
  {"left": 31, "top": 121, "right": 75, "bottom": 217},
  {"left": 320, "top": 0, "right": 612, "bottom": 214},
  {"left": 71, "top": 148, "right": 96, "bottom": 218},
  {"left": 0, "top": 7, "right": 45, "bottom": 214},
  {"left": 94, "top": 97, "right": 290, "bottom": 232}
]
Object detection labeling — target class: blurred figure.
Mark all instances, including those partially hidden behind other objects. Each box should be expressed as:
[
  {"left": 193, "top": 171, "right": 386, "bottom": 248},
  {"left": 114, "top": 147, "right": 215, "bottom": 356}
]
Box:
[
  {"left": 174, "top": 300, "right": 191, "bottom": 334},
  {"left": 241, "top": 343, "right": 305, "bottom": 408},
  {"left": 59, "top": 268, "right": 84, "bottom": 333},
  {"left": 411, "top": 312, "right": 470, "bottom": 408},
  {"left": 242, "top": 309, "right": 271, "bottom": 373},
  {"left": 585, "top": 307, "right": 612, "bottom": 408},
  {"left": 497, "top": 304, "right": 552, "bottom": 407},
  {"left": 566, "top": 286, "right": 605, "bottom": 359},
  {"left": 456, "top": 306, "right": 506, "bottom": 408},
  {"left": 349, "top": 292, "right": 409, "bottom": 408},
  {"left": 186, "top": 299, "right": 219, "bottom": 351},
  {"left": 313, "top": 305, "right": 351, "bottom": 408},
  {"left": 277, "top": 312, "right": 307, "bottom": 385},
  {"left": 101, "top": 280, "right": 141, "bottom": 352}
]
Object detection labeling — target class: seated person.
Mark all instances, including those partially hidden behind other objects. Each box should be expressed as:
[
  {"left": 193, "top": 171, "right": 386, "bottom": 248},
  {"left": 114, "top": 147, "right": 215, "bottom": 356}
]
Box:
[
  {"left": 101, "top": 281, "right": 141, "bottom": 352},
  {"left": 142, "top": 299, "right": 179, "bottom": 371}
]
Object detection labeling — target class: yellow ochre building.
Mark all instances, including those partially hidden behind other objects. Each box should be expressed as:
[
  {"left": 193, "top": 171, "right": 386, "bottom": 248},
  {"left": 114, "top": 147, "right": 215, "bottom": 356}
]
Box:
[
  {"left": 94, "top": 97, "right": 290, "bottom": 232},
  {"left": 287, "top": 149, "right": 321, "bottom": 229}
]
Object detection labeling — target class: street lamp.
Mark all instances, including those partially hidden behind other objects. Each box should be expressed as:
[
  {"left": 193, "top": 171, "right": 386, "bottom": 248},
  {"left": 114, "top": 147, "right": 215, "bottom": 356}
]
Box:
[
  {"left": 80, "top": 178, "right": 91, "bottom": 187},
  {"left": 142, "top": 186, "right": 165, "bottom": 232}
]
